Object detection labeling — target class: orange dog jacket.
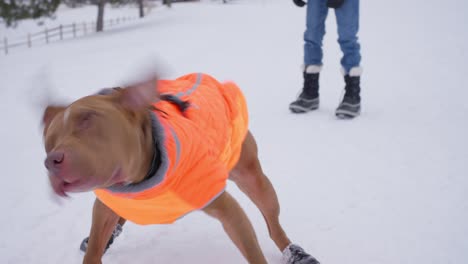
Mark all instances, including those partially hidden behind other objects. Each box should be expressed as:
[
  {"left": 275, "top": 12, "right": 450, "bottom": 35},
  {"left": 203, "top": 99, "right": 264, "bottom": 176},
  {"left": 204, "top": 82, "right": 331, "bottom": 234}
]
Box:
[{"left": 94, "top": 73, "right": 249, "bottom": 225}]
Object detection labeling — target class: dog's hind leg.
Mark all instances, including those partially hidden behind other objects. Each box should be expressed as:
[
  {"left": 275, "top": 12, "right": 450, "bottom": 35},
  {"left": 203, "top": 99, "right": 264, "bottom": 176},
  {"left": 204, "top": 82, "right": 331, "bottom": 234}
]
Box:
[
  {"left": 229, "top": 131, "right": 292, "bottom": 252},
  {"left": 203, "top": 191, "right": 267, "bottom": 264}
]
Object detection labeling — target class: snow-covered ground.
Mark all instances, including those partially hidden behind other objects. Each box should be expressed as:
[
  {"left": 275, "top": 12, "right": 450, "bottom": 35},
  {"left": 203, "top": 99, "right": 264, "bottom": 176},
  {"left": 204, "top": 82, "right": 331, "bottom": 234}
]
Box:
[{"left": 1, "top": 0, "right": 467, "bottom": 263}]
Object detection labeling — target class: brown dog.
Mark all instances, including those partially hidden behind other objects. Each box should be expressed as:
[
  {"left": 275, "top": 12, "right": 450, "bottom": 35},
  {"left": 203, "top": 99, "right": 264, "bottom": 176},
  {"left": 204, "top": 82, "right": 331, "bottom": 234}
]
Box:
[{"left": 42, "top": 73, "right": 318, "bottom": 264}]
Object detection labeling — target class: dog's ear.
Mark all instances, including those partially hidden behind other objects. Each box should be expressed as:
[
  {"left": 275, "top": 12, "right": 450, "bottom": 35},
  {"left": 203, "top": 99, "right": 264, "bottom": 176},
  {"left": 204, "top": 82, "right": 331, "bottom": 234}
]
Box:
[
  {"left": 119, "top": 77, "right": 159, "bottom": 110},
  {"left": 42, "top": 105, "right": 66, "bottom": 132}
]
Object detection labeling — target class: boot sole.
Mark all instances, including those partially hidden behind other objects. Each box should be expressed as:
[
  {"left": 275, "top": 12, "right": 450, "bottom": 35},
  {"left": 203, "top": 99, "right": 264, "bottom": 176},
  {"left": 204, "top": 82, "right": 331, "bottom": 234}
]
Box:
[
  {"left": 335, "top": 108, "right": 361, "bottom": 119},
  {"left": 289, "top": 104, "right": 319, "bottom": 113}
]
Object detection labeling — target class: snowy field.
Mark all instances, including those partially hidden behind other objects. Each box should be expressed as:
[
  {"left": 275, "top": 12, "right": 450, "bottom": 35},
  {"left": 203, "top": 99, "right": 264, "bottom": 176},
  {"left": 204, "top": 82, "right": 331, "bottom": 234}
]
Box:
[{"left": 1, "top": 0, "right": 467, "bottom": 263}]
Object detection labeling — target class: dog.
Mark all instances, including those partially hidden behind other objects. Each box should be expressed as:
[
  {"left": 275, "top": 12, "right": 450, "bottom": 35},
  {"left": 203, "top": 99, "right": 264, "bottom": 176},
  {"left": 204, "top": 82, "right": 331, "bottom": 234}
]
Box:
[{"left": 42, "top": 73, "right": 319, "bottom": 264}]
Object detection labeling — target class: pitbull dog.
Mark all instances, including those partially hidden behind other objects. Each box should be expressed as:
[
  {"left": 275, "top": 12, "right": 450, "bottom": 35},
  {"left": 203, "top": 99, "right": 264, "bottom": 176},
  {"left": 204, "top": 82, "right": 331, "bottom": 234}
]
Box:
[{"left": 42, "top": 73, "right": 319, "bottom": 264}]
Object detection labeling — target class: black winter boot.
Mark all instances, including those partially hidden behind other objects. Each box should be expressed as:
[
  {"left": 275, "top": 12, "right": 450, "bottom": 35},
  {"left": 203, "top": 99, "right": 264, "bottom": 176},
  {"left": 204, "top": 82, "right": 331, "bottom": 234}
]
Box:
[
  {"left": 289, "top": 68, "right": 320, "bottom": 113},
  {"left": 336, "top": 74, "right": 361, "bottom": 119}
]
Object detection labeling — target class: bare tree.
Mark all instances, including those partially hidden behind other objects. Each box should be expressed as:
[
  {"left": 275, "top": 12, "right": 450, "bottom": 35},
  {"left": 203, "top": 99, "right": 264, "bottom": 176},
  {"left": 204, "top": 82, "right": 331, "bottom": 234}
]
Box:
[
  {"left": 138, "top": 0, "right": 144, "bottom": 17},
  {"left": 96, "top": 0, "right": 106, "bottom": 32},
  {"left": 163, "top": 0, "right": 172, "bottom": 8}
]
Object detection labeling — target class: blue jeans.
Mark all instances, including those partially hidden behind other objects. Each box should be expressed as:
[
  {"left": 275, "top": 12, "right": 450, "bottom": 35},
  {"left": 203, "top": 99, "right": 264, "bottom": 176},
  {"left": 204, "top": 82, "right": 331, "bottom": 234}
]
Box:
[{"left": 304, "top": 0, "right": 361, "bottom": 73}]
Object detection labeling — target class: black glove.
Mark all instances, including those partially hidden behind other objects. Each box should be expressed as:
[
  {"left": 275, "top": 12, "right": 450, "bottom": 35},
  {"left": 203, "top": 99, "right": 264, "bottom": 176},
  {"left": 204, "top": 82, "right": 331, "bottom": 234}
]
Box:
[
  {"left": 327, "top": 0, "right": 345, "bottom": 8},
  {"left": 292, "top": 0, "right": 306, "bottom": 7}
]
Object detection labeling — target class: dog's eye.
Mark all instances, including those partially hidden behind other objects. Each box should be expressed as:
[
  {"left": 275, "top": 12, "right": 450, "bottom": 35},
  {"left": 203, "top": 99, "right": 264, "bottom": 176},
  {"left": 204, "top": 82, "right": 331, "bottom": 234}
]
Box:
[{"left": 77, "top": 111, "right": 97, "bottom": 130}]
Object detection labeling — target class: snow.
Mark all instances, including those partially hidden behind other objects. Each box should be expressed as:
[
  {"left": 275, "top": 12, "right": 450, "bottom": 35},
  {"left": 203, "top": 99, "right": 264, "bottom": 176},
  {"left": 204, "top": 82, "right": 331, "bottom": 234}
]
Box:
[{"left": 1, "top": 0, "right": 468, "bottom": 263}]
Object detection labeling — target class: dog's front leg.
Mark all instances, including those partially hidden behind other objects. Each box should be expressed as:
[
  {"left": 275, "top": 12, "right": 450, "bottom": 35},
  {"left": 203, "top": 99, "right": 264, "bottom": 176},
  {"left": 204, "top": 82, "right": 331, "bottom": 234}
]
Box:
[{"left": 83, "top": 198, "right": 120, "bottom": 264}]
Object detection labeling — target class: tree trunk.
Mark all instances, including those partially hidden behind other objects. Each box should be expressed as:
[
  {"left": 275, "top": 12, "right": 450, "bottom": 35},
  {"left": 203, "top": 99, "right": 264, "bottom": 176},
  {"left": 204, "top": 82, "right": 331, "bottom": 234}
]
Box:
[
  {"left": 96, "top": 0, "right": 106, "bottom": 32},
  {"left": 138, "top": 0, "right": 144, "bottom": 18}
]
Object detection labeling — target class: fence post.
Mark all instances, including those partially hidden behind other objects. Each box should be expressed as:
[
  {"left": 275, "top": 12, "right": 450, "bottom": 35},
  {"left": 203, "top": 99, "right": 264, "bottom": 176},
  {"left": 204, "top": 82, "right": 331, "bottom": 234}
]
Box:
[
  {"left": 3, "top": 37, "right": 7, "bottom": 55},
  {"left": 83, "top": 22, "right": 87, "bottom": 36},
  {"left": 45, "top": 28, "right": 49, "bottom": 44},
  {"left": 73, "top": 23, "right": 76, "bottom": 38},
  {"left": 28, "top": 33, "right": 32, "bottom": 48},
  {"left": 60, "top": 25, "right": 63, "bottom": 40}
]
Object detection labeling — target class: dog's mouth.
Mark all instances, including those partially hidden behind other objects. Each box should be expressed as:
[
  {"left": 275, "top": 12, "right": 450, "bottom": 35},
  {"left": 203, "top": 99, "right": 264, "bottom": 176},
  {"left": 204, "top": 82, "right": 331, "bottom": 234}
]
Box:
[
  {"left": 48, "top": 168, "right": 96, "bottom": 196},
  {"left": 62, "top": 179, "right": 83, "bottom": 192},
  {"left": 50, "top": 177, "right": 83, "bottom": 197},
  {"left": 49, "top": 167, "right": 123, "bottom": 197},
  {"left": 50, "top": 177, "right": 70, "bottom": 197}
]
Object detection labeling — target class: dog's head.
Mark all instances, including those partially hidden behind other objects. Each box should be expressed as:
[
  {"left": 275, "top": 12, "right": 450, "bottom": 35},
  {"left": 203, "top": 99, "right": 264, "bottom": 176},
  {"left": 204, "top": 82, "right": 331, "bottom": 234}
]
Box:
[{"left": 42, "top": 80, "right": 158, "bottom": 197}]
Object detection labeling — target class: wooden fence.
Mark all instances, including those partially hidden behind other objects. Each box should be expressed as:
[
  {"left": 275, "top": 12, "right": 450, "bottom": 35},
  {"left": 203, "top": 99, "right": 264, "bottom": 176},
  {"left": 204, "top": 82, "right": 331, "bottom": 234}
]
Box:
[{"left": 0, "top": 16, "right": 138, "bottom": 55}]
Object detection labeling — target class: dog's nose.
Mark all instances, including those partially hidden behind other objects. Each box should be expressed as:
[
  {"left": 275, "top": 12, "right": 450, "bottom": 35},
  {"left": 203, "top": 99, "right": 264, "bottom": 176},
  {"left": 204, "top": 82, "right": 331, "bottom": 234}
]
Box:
[{"left": 45, "top": 151, "right": 65, "bottom": 172}]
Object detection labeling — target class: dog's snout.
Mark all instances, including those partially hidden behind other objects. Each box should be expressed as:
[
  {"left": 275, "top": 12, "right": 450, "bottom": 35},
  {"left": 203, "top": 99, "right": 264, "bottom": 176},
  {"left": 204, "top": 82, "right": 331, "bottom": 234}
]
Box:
[{"left": 45, "top": 151, "right": 65, "bottom": 171}]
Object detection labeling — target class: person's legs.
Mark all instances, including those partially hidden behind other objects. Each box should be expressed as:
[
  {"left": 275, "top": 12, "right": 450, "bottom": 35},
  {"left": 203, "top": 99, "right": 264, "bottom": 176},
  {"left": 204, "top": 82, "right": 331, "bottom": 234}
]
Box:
[
  {"left": 304, "top": 0, "right": 329, "bottom": 66},
  {"left": 290, "top": 1, "right": 329, "bottom": 113},
  {"left": 335, "top": 0, "right": 362, "bottom": 119},
  {"left": 335, "top": 0, "right": 361, "bottom": 73}
]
